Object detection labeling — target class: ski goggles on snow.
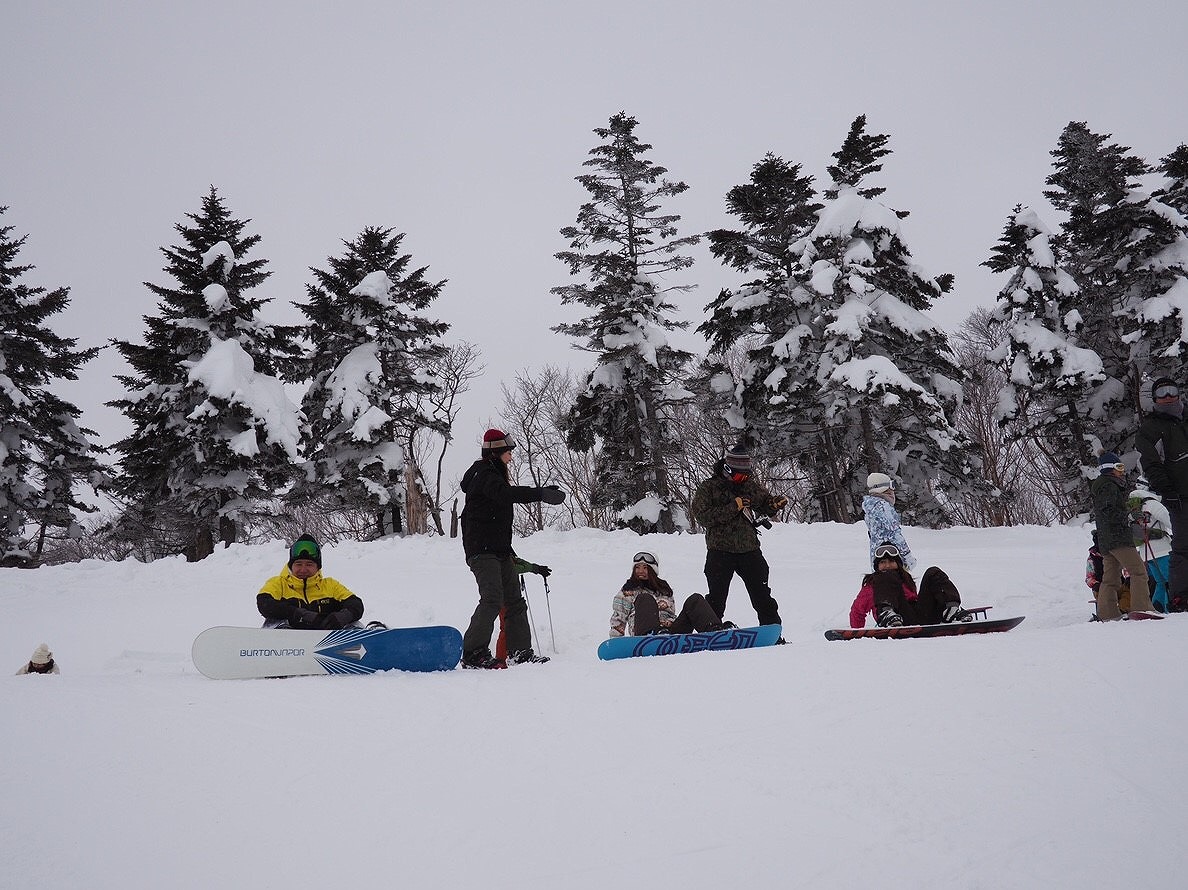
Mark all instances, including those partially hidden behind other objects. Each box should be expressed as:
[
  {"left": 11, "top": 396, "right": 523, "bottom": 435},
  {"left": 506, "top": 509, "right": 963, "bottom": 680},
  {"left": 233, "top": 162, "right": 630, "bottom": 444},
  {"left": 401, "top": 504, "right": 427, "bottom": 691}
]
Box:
[
  {"left": 873, "top": 544, "right": 901, "bottom": 560},
  {"left": 632, "top": 551, "right": 659, "bottom": 569},
  {"left": 1154, "top": 382, "right": 1180, "bottom": 400}
]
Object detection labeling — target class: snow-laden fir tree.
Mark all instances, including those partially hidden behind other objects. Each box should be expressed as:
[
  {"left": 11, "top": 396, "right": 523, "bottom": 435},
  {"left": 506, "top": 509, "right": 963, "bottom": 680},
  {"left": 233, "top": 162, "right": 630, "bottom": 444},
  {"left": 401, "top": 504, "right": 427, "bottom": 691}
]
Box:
[
  {"left": 293, "top": 226, "right": 448, "bottom": 538},
  {"left": 1038, "top": 122, "right": 1188, "bottom": 463},
  {"left": 552, "top": 112, "right": 698, "bottom": 534},
  {"left": 700, "top": 154, "right": 856, "bottom": 519},
  {"left": 790, "top": 116, "right": 981, "bottom": 525},
  {"left": 109, "top": 188, "right": 303, "bottom": 561},
  {"left": 1123, "top": 143, "right": 1188, "bottom": 385},
  {"left": 1155, "top": 145, "right": 1188, "bottom": 216},
  {"left": 0, "top": 207, "right": 106, "bottom": 564},
  {"left": 984, "top": 204, "right": 1103, "bottom": 497}
]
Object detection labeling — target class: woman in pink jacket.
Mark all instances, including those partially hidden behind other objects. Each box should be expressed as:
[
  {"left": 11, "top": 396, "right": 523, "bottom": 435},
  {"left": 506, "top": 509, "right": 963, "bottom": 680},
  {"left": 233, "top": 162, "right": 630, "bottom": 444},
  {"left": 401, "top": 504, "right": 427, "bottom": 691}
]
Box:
[{"left": 849, "top": 543, "right": 971, "bottom": 627}]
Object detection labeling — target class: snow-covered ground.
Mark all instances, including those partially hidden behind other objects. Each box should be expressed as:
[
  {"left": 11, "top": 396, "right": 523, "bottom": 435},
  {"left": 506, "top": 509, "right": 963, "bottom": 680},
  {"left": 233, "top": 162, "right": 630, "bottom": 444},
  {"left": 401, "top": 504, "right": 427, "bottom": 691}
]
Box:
[{"left": 2, "top": 521, "right": 1184, "bottom": 889}]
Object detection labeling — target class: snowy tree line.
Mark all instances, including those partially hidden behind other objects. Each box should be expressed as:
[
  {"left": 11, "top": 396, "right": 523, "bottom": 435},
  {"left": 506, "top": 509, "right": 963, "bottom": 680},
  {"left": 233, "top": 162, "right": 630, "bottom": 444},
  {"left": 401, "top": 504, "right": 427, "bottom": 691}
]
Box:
[{"left": 2, "top": 113, "right": 1186, "bottom": 564}]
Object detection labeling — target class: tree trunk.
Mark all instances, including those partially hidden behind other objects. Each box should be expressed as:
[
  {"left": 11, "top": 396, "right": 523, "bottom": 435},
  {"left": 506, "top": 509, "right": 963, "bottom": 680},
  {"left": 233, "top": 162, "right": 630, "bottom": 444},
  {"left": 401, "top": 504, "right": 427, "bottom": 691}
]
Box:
[{"left": 185, "top": 525, "right": 215, "bottom": 562}]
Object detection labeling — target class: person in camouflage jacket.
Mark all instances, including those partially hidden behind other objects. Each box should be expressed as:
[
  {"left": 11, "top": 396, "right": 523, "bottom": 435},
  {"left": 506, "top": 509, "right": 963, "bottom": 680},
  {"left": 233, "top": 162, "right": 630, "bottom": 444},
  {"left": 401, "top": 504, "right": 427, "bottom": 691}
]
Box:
[{"left": 690, "top": 444, "right": 786, "bottom": 629}]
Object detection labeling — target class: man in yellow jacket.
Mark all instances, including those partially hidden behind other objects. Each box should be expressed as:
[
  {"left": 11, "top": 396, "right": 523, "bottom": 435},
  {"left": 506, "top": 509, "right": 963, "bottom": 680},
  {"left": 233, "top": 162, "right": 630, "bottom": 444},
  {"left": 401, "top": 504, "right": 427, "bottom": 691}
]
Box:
[{"left": 257, "top": 535, "right": 366, "bottom": 629}]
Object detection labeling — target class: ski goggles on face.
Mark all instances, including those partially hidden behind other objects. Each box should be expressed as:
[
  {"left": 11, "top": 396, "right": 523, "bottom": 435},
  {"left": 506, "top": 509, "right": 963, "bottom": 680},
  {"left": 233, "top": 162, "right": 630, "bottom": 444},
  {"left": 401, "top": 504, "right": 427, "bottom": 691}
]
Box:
[
  {"left": 1103, "top": 462, "right": 1126, "bottom": 475},
  {"left": 873, "top": 544, "right": 901, "bottom": 560},
  {"left": 632, "top": 551, "right": 658, "bottom": 568},
  {"left": 1154, "top": 383, "right": 1180, "bottom": 400},
  {"left": 729, "top": 471, "right": 751, "bottom": 484}
]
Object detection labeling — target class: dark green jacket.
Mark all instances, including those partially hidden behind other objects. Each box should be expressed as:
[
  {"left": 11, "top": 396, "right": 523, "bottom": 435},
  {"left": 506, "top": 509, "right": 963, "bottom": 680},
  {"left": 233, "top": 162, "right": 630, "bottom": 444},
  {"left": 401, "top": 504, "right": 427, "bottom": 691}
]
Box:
[
  {"left": 691, "top": 464, "right": 781, "bottom": 553},
  {"left": 1091, "top": 474, "right": 1136, "bottom": 553}
]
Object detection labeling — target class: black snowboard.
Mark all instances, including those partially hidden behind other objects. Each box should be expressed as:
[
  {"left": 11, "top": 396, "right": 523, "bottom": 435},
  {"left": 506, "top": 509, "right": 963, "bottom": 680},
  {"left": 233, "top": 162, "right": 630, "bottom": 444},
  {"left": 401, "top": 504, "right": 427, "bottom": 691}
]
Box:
[{"left": 825, "top": 615, "right": 1024, "bottom": 641}]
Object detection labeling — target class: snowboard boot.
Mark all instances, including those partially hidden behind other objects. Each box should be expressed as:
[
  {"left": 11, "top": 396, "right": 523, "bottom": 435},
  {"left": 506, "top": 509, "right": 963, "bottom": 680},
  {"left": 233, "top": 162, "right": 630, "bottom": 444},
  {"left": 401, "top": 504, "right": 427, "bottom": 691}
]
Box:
[
  {"left": 942, "top": 603, "right": 973, "bottom": 623},
  {"left": 461, "top": 648, "right": 507, "bottom": 669},
  {"left": 508, "top": 649, "right": 550, "bottom": 665}
]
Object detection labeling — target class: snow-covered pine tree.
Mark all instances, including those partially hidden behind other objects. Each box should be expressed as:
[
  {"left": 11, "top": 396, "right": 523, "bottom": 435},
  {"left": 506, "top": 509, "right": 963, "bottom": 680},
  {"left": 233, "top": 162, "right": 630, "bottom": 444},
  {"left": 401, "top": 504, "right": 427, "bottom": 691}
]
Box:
[
  {"left": 792, "top": 116, "right": 980, "bottom": 525},
  {"left": 293, "top": 226, "right": 448, "bottom": 538},
  {"left": 552, "top": 112, "right": 698, "bottom": 534},
  {"left": 1125, "top": 144, "right": 1188, "bottom": 384},
  {"left": 1154, "top": 144, "right": 1188, "bottom": 216},
  {"left": 1041, "top": 122, "right": 1187, "bottom": 459},
  {"left": 0, "top": 207, "right": 106, "bottom": 564},
  {"left": 109, "top": 188, "right": 303, "bottom": 561},
  {"left": 984, "top": 203, "right": 1103, "bottom": 499},
  {"left": 700, "top": 154, "right": 855, "bottom": 519}
]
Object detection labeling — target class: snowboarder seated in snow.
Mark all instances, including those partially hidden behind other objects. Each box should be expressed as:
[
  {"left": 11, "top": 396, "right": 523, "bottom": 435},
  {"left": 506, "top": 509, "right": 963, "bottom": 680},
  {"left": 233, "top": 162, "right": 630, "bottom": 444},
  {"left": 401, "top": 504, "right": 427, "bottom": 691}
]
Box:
[
  {"left": 15, "top": 643, "right": 59, "bottom": 675},
  {"left": 608, "top": 551, "right": 733, "bottom": 637},
  {"left": 690, "top": 444, "right": 786, "bottom": 629},
  {"left": 257, "top": 535, "right": 365, "bottom": 630},
  {"left": 852, "top": 543, "right": 972, "bottom": 628},
  {"left": 1089, "top": 452, "right": 1153, "bottom": 620},
  {"left": 459, "top": 428, "right": 565, "bottom": 669},
  {"left": 862, "top": 472, "right": 917, "bottom": 573}
]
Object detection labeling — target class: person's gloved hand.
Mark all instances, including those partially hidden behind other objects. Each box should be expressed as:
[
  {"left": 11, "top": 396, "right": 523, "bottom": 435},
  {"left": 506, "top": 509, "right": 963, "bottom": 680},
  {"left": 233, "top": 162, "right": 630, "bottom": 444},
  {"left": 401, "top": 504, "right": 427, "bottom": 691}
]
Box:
[
  {"left": 771, "top": 496, "right": 788, "bottom": 510},
  {"left": 323, "top": 609, "right": 355, "bottom": 629},
  {"left": 735, "top": 497, "right": 751, "bottom": 512},
  {"left": 290, "top": 607, "right": 318, "bottom": 629},
  {"left": 539, "top": 485, "right": 566, "bottom": 505},
  {"left": 533, "top": 564, "right": 552, "bottom": 578}
]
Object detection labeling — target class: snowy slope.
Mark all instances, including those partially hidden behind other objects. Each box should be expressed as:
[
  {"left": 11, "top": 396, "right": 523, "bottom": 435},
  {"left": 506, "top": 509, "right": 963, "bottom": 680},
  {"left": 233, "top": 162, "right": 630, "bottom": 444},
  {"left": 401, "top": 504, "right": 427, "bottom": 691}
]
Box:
[{"left": 2, "top": 522, "right": 1185, "bottom": 889}]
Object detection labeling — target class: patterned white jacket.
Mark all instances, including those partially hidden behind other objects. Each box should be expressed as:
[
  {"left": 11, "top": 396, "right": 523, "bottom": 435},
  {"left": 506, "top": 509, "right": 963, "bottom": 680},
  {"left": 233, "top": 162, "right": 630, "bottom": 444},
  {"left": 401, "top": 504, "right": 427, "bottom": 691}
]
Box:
[
  {"left": 609, "top": 583, "right": 677, "bottom": 637},
  {"left": 862, "top": 494, "right": 917, "bottom": 572}
]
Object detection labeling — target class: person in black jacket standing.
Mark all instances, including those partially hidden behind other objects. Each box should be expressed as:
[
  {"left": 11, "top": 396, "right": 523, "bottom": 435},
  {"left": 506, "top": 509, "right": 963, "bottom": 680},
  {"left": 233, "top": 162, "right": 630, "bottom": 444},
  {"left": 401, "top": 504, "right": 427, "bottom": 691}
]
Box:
[
  {"left": 1136, "top": 377, "right": 1188, "bottom": 611},
  {"left": 460, "top": 429, "right": 565, "bottom": 668}
]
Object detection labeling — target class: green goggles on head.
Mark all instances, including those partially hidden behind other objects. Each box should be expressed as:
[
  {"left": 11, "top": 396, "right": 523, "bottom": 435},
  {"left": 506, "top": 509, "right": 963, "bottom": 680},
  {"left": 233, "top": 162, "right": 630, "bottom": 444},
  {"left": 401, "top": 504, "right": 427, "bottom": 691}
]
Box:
[{"left": 290, "top": 540, "right": 320, "bottom": 561}]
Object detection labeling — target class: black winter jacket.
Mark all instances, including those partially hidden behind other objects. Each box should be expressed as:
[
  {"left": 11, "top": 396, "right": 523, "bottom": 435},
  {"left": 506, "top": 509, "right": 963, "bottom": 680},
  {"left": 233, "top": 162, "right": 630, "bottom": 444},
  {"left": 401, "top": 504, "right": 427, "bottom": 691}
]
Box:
[
  {"left": 460, "top": 457, "right": 545, "bottom": 559},
  {"left": 1136, "top": 407, "right": 1188, "bottom": 499},
  {"left": 1091, "top": 473, "right": 1135, "bottom": 553}
]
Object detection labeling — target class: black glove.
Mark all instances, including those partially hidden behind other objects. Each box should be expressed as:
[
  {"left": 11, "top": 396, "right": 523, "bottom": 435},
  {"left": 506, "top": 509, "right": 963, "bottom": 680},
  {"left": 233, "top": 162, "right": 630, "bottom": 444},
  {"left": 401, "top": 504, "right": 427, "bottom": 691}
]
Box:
[
  {"left": 538, "top": 485, "right": 566, "bottom": 505},
  {"left": 533, "top": 564, "right": 552, "bottom": 578},
  {"left": 323, "top": 609, "right": 355, "bottom": 630},
  {"left": 290, "top": 607, "right": 318, "bottom": 629}
]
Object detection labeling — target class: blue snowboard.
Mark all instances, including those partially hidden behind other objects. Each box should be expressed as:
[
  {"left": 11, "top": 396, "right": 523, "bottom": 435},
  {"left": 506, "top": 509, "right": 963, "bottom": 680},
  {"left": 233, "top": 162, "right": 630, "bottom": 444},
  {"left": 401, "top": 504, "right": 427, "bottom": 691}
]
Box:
[
  {"left": 597, "top": 625, "right": 783, "bottom": 661},
  {"left": 192, "top": 625, "right": 463, "bottom": 679}
]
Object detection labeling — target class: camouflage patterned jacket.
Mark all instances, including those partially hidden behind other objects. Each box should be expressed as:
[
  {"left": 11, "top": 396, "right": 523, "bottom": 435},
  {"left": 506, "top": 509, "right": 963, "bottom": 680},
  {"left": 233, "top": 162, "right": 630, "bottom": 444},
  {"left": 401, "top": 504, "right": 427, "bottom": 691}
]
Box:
[{"left": 691, "top": 464, "right": 781, "bottom": 553}]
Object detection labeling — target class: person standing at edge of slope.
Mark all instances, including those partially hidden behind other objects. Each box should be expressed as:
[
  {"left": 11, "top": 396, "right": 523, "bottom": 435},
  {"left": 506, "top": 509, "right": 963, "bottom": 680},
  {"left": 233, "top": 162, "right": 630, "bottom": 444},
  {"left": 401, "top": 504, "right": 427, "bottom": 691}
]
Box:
[
  {"left": 690, "top": 443, "right": 786, "bottom": 634},
  {"left": 459, "top": 428, "right": 565, "bottom": 669},
  {"left": 1135, "top": 376, "right": 1188, "bottom": 611},
  {"left": 1090, "top": 452, "right": 1153, "bottom": 621}
]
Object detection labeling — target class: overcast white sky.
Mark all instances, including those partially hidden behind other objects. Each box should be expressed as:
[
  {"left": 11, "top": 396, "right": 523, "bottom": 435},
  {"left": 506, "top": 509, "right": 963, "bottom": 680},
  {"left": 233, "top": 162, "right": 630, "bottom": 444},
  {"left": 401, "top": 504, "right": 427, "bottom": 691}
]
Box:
[{"left": 3, "top": 0, "right": 1186, "bottom": 487}]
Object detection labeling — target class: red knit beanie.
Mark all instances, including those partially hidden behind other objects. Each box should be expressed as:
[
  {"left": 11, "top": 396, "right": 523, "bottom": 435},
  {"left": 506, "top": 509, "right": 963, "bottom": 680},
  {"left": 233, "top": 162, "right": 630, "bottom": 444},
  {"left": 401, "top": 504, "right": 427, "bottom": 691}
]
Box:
[{"left": 482, "top": 429, "right": 516, "bottom": 455}]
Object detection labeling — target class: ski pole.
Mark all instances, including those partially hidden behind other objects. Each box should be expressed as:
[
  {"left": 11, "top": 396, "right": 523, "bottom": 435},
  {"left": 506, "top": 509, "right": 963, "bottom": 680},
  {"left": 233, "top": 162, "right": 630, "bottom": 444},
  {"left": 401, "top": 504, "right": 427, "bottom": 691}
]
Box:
[
  {"left": 520, "top": 575, "right": 542, "bottom": 654},
  {"left": 542, "top": 576, "right": 557, "bottom": 653}
]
